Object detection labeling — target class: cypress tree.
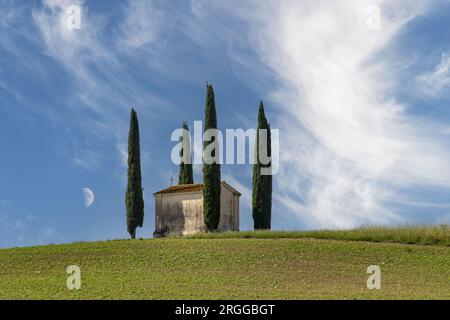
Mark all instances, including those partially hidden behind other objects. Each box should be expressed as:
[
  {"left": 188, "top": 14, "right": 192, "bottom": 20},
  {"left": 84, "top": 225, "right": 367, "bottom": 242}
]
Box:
[
  {"left": 265, "top": 121, "right": 272, "bottom": 229},
  {"left": 203, "top": 84, "right": 221, "bottom": 231},
  {"left": 252, "top": 101, "right": 272, "bottom": 229},
  {"left": 178, "top": 121, "right": 194, "bottom": 184},
  {"left": 125, "top": 108, "right": 145, "bottom": 239}
]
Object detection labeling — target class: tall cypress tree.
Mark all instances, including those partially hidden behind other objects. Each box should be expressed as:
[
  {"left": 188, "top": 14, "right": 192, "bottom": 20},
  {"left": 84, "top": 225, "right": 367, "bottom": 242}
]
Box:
[
  {"left": 203, "top": 84, "right": 221, "bottom": 231},
  {"left": 125, "top": 108, "right": 145, "bottom": 239},
  {"left": 252, "top": 101, "right": 272, "bottom": 229},
  {"left": 265, "top": 121, "right": 272, "bottom": 229},
  {"left": 179, "top": 121, "right": 194, "bottom": 184}
]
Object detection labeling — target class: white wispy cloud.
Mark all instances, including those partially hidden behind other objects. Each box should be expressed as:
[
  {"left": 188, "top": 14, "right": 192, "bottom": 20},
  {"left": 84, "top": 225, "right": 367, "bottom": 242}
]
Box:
[
  {"left": 212, "top": 0, "right": 450, "bottom": 228},
  {"left": 417, "top": 52, "right": 450, "bottom": 97},
  {"left": 30, "top": 0, "right": 166, "bottom": 171},
  {"left": 117, "top": 0, "right": 165, "bottom": 52}
]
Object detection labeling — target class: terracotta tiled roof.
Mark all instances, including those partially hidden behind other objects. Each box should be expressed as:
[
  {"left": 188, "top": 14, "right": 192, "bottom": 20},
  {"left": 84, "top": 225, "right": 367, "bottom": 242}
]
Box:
[
  {"left": 154, "top": 184, "right": 203, "bottom": 195},
  {"left": 154, "top": 181, "right": 241, "bottom": 196}
]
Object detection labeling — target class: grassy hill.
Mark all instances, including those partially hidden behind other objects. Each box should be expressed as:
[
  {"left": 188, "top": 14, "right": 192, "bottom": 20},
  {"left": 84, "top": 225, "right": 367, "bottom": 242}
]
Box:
[{"left": 0, "top": 226, "right": 448, "bottom": 299}]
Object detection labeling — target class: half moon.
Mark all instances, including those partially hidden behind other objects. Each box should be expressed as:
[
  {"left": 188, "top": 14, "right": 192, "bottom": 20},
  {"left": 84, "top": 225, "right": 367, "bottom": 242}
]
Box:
[{"left": 82, "top": 187, "right": 95, "bottom": 207}]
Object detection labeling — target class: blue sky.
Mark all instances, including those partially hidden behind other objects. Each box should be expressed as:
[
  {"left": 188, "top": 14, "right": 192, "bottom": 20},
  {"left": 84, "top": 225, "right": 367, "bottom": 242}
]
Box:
[{"left": 1, "top": 0, "right": 450, "bottom": 248}]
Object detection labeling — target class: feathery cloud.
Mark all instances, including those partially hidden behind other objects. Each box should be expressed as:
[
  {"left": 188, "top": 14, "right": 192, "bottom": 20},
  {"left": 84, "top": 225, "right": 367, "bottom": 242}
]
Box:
[
  {"left": 417, "top": 52, "right": 450, "bottom": 97},
  {"left": 213, "top": 0, "right": 450, "bottom": 228}
]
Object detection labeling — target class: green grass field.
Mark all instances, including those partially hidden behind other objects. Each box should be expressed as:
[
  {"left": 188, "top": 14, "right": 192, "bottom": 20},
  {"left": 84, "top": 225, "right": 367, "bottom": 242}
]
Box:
[
  {"left": 0, "top": 226, "right": 448, "bottom": 299},
  {"left": 187, "top": 225, "right": 450, "bottom": 245}
]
